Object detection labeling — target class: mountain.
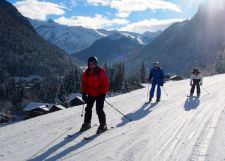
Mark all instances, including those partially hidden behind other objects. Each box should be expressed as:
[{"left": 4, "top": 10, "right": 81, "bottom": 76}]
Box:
[
  {"left": 126, "top": 0, "right": 225, "bottom": 76},
  {"left": 141, "top": 31, "right": 162, "bottom": 44},
  {"left": 0, "top": 0, "right": 78, "bottom": 79},
  {"left": 72, "top": 33, "right": 142, "bottom": 64},
  {"left": 215, "top": 44, "right": 225, "bottom": 73},
  {"left": 30, "top": 19, "right": 106, "bottom": 54},
  {"left": 29, "top": 19, "right": 160, "bottom": 54},
  {"left": 1, "top": 74, "right": 225, "bottom": 160}
]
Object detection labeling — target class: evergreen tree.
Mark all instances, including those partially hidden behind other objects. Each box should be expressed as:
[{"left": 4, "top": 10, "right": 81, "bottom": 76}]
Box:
[
  {"left": 140, "top": 61, "right": 146, "bottom": 83},
  {"left": 64, "top": 67, "right": 81, "bottom": 95},
  {"left": 5, "top": 77, "right": 24, "bottom": 114},
  {"left": 55, "top": 82, "right": 66, "bottom": 106},
  {"left": 108, "top": 62, "right": 125, "bottom": 92}
]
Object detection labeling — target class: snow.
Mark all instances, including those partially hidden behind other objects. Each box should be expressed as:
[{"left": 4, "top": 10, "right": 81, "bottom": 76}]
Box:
[
  {"left": 1, "top": 74, "right": 225, "bottom": 161},
  {"left": 67, "top": 93, "right": 82, "bottom": 102}
]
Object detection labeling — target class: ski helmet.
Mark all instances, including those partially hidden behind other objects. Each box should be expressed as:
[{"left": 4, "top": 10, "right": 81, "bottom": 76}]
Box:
[
  {"left": 193, "top": 67, "right": 199, "bottom": 73},
  {"left": 154, "top": 61, "right": 159, "bottom": 66},
  {"left": 88, "top": 56, "right": 98, "bottom": 64}
]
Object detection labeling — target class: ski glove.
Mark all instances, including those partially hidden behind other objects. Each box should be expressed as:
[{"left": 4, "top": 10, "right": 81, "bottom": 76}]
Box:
[
  {"left": 160, "top": 83, "right": 163, "bottom": 86},
  {"left": 82, "top": 93, "right": 88, "bottom": 103},
  {"left": 99, "top": 94, "right": 106, "bottom": 101}
]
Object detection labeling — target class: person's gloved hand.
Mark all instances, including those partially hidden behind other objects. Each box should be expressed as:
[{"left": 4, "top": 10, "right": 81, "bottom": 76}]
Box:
[
  {"left": 82, "top": 93, "right": 88, "bottom": 103},
  {"left": 99, "top": 94, "right": 106, "bottom": 100},
  {"left": 190, "top": 83, "right": 192, "bottom": 86},
  {"left": 161, "top": 83, "right": 163, "bottom": 86}
]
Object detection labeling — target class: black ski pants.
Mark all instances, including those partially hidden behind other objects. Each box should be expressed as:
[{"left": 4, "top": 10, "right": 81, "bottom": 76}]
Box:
[
  {"left": 84, "top": 94, "right": 106, "bottom": 126},
  {"left": 190, "top": 79, "right": 201, "bottom": 95}
]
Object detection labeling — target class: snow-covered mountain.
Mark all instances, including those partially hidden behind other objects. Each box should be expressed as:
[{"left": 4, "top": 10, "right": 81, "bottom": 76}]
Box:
[
  {"left": 72, "top": 32, "right": 142, "bottom": 64},
  {"left": 30, "top": 19, "right": 105, "bottom": 54},
  {"left": 1, "top": 74, "right": 225, "bottom": 161},
  {"left": 29, "top": 19, "right": 160, "bottom": 54}
]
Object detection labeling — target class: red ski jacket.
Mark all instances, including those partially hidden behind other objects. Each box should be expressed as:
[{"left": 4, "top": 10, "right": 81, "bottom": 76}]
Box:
[{"left": 82, "top": 66, "right": 109, "bottom": 97}]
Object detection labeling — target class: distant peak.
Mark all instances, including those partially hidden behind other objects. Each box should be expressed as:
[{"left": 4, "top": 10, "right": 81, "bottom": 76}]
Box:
[{"left": 47, "top": 19, "right": 55, "bottom": 24}]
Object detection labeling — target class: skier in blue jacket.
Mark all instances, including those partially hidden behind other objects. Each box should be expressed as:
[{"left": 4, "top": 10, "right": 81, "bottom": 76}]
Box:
[{"left": 147, "top": 62, "right": 164, "bottom": 102}]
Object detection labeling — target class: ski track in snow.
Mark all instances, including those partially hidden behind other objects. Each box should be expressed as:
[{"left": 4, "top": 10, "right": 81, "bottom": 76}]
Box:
[{"left": 1, "top": 74, "right": 225, "bottom": 161}]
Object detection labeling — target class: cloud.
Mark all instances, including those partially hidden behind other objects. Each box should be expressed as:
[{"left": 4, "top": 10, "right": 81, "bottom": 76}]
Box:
[
  {"left": 86, "top": 0, "right": 110, "bottom": 6},
  {"left": 86, "top": 0, "right": 182, "bottom": 17},
  {"left": 14, "top": 0, "right": 65, "bottom": 20},
  {"left": 119, "top": 18, "right": 185, "bottom": 33},
  {"left": 55, "top": 14, "right": 129, "bottom": 29}
]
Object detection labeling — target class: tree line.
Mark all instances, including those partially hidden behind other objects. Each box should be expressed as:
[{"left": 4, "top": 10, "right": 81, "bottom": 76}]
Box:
[{"left": 0, "top": 61, "right": 147, "bottom": 118}]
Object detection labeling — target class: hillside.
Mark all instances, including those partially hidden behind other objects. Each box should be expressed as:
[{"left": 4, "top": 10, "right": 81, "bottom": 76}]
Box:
[
  {"left": 126, "top": 0, "right": 225, "bottom": 76},
  {"left": 72, "top": 33, "right": 142, "bottom": 64},
  {"left": 0, "top": 0, "right": 78, "bottom": 78},
  {"left": 1, "top": 74, "right": 225, "bottom": 161}
]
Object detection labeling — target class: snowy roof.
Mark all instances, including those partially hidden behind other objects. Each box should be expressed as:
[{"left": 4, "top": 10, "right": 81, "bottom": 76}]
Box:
[
  {"left": 67, "top": 93, "right": 82, "bottom": 102},
  {"left": 24, "top": 102, "right": 65, "bottom": 112},
  {"left": 14, "top": 75, "right": 42, "bottom": 82},
  {"left": 54, "top": 105, "right": 66, "bottom": 110}
]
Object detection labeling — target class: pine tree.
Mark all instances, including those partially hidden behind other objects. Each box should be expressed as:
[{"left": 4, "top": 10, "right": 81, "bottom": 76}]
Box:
[
  {"left": 55, "top": 83, "right": 66, "bottom": 106},
  {"left": 140, "top": 61, "right": 146, "bottom": 83},
  {"left": 64, "top": 67, "right": 81, "bottom": 95}
]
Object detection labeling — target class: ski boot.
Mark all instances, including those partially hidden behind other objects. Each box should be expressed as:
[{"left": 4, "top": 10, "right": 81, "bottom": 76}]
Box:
[
  {"left": 148, "top": 96, "right": 153, "bottom": 103},
  {"left": 156, "top": 97, "right": 160, "bottom": 102},
  {"left": 80, "top": 123, "right": 91, "bottom": 132},
  {"left": 96, "top": 124, "right": 108, "bottom": 134}
]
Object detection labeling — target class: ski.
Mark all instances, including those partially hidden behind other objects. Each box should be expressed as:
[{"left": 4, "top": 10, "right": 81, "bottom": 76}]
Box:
[
  {"left": 65, "top": 124, "right": 97, "bottom": 138},
  {"left": 186, "top": 95, "right": 200, "bottom": 99},
  {"left": 83, "top": 126, "right": 114, "bottom": 140},
  {"left": 187, "top": 95, "right": 200, "bottom": 98}
]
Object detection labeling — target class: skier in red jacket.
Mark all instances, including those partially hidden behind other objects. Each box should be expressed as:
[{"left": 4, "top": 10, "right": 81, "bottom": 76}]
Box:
[{"left": 80, "top": 56, "right": 109, "bottom": 133}]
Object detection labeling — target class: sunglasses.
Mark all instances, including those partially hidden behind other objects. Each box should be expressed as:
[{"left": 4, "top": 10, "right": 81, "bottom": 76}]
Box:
[{"left": 89, "top": 62, "right": 96, "bottom": 66}]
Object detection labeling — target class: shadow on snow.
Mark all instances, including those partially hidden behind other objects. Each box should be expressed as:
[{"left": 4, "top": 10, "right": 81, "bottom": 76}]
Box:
[
  {"left": 116, "top": 102, "right": 159, "bottom": 127},
  {"left": 184, "top": 96, "right": 200, "bottom": 111},
  {"left": 29, "top": 130, "right": 99, "bottom": 161}
]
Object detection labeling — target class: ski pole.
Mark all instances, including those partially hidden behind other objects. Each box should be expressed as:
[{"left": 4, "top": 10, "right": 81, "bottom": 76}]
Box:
[
  {"left": 162, "top": 86, "right": 168, "bottom": 96},
  {"left": 105, "top": 100, "right": 132, "bottom": 121},
  {"left": 81, "top": 104, "right": 85, "bottom": 117},
  {"left": 202, "top": 86, "right": 210, "bottom": 95},
  {"left": 147, "top": 83, "right": 150, "bottom": 101}
]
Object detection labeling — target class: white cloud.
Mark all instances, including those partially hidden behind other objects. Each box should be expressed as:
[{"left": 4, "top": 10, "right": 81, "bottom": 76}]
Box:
[
  {"left": 119, "top": 18, "right": 185, "bottom": 33},
  {"left": 86, "top": 0, "right": 111, "bottom": 6},
  {"left": 55, "top": 14, "right": 129, "bottom": 29},
  {"left": 14, "top": 0, "right": 65, "bottom": 20},
  {"left": 86, "top": 0, "right": 182, "bottom": 18}
]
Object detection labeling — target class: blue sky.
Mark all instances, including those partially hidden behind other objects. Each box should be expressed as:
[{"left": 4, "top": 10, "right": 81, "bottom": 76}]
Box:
[{"left": 7, "top": 0, "right": 205, "bottom": 33}]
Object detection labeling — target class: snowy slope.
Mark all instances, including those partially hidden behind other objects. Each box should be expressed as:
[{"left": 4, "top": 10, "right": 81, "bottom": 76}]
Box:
[{"left": 1, "top": 74, "right": 225, "bottom": 161}]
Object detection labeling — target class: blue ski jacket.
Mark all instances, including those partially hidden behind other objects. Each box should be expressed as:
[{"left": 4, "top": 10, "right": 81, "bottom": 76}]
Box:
[{"left": 148, "top": 68, "right": 164, "bottom": 85}]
